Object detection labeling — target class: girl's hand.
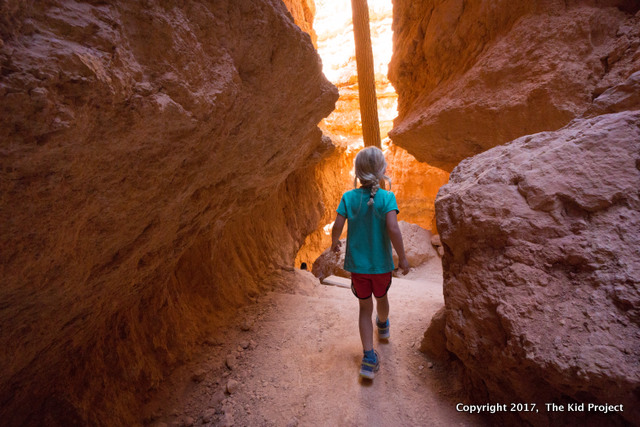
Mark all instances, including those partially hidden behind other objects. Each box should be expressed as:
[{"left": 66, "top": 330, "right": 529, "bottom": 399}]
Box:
[
  {"left": 331, "top": 240, "right": 342, "bottom": 253},
  {"left": 399, "top": 258, "right": 410, "bottom": 275}
]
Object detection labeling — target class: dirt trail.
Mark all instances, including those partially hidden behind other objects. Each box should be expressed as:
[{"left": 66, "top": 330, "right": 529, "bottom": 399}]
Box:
[{"left": 144, "top": 259, "right": 486, "bottom": 426}]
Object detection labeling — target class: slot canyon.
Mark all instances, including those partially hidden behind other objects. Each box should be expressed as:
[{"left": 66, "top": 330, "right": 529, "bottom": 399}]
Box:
[{"left": 1, "top": 0, "right": 639, "bottom": 426}]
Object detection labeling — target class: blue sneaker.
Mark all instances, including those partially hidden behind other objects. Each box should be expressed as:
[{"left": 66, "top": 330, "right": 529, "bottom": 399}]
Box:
[
  {"left": 360, "top": 350, "right": 379, "bottom": 379},
  {"left": 376, "top": 317, "right": 390, "bottom": 340}
]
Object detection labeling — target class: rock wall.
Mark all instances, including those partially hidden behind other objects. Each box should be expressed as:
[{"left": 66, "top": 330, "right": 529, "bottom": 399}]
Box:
[
  {"left": 392, "top": 1, "right": 640, "bottom": 424},
  {"left": 295, "top": 144, "right": 355, "bottom": 269},
  {"left": 0, "top": 1, "right": 337, "bottom": 425},
  {"left": 417, "top": 12, "right": 640, "bottom": 427},
  {"left": 384, "top": 142, "right": 449, "bottom": 232},
  {"left": 389, "top": 0, "right": 640, "bottom": 171},
  {"left": 282, "top": 0, "right": 318, "bottom": 45},
  {"left": 435, "top": 105, "right": 640, "bottom": 426}
]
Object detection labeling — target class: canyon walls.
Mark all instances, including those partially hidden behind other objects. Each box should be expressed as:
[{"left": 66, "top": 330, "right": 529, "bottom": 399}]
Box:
[
  {"left": 0, "top": 1, "right": 337, "bottom": 425},
  {"left": 298, "top": 0, "right": 449, "bottom": 268},
  {"left": 389, "top": 1, "right": 640, "bottom": 425},
  {"left": 389, "top": 0, "right": 640, "bottom": 171}
]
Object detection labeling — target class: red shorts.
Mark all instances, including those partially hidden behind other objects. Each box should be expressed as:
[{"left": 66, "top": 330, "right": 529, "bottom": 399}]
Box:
[{"left": 351, "top": 272, "right": 392, "bottom": 299}]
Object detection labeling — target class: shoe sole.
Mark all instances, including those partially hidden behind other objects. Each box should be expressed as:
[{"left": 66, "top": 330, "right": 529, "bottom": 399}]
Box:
[
  {"left": 360, "top": 363, "right": 380, "bottom": 379},
  {"left": 360, "top": 370, "right": 375, "bottom": 380}
]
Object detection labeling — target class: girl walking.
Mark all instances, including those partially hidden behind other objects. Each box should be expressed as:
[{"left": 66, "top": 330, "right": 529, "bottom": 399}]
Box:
[{"left": 331, "top": 146, "right": 410, "bottom": 380}]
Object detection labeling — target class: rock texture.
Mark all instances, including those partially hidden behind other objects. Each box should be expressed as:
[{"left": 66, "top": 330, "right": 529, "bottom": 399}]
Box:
[
  {"left": 282, "top": 0, "right": 318, "bottom": 45},
  {"left": 389, "top": 0, "right": 640, "bottom": 171},
  {"left": 435, "top": 107, "right": 640, "bottom": 425},
  {"left": 384, "top": 142, "right": 450, "bottom": 232},
  {"left": 295, "top": 145, "right": 355, "bottom": 269},
  {"left": 312, "top": 239, "right": 350, "bottom": 281},
  {"left": 0, "top": 1, "right": 337, "bottom": 425}
]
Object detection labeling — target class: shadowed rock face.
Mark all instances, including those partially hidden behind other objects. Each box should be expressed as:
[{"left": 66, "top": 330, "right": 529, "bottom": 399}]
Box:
[
  {"left": 389, "top": 0, "right": 640, "bottom": 171},
  {"left": 0, "top": 1, "right": 337, "bottom": 425},
  {"left": 435, "top": 107, "right": 640, "bottom": 425}
]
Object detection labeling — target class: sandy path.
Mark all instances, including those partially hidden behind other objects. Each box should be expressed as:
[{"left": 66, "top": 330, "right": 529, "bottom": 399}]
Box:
[{"left": 144, "top": 259, "right": 486, "bottom": 426}]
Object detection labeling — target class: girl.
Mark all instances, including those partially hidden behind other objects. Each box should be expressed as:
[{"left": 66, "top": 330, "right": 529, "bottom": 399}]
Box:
[{"left": 331, "top": 146, "right": 410, "bottom": 380}]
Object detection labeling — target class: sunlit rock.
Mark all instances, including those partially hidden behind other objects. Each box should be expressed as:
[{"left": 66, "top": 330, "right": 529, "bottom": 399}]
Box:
[
  {"left": 384, "top": 142, "right": 449, "bottom": 232},
  {"left": 282, "top": 0, "right": 318, "bottom": 45}
]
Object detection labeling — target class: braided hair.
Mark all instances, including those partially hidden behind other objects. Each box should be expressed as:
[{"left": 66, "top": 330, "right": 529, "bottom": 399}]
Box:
[{"left": 353, "top": 146, "right": 391, "bottom": 206}]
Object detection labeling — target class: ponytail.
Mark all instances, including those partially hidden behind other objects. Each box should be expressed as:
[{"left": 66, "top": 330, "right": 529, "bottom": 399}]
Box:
[{"left": 354, "top": 147, "right": 391, "bottom": 207}]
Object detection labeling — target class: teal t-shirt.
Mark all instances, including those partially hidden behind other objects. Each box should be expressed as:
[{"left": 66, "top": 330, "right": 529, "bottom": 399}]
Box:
[{"left": 336, "top": 188, "right": 399, "bottom": 274}]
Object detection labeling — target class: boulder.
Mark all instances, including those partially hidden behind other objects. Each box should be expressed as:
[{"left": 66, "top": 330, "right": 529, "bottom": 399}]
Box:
[
  {"left": 312, "top": 239, "right": 350, "bottom": 281},
  {"left": 419, "top": 306, "right": 450, "bottom": 361},
  {"left": 435, "top": 109, "right": 640, "bottom": 425},
  {"left": 392, "top": 221, "right": 438, "bottom": 267}
]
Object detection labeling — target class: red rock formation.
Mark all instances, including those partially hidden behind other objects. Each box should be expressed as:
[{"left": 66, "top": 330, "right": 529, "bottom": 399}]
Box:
[
  {"left": 433, "top": 94, "right": 640, "bottom": 424},
  {"left": 295, "top": 144, "right": 355, "bottom": 268},
  {"left": 282, "top": 0, "right": 318, "bottom": 45},
  {"left": 384, "top": 142, "right": 450, "bottom": 232},
  {"left": 389, "top": 0, "right": 640, "bottom": 171},
  {"left": 394, "top": 1, "right": 640, "bottom": 424},
  {"left": 0, "top": 1, "right": 337, "bottom": 425}
]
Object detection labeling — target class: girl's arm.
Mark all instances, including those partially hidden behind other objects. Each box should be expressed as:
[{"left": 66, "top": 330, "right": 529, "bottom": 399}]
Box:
[
  {"left": 331, "top": 214, "right": 346, "bottom": 252},
  {"left": 386, "top": 210, "right": 410, "bottom": 274}
]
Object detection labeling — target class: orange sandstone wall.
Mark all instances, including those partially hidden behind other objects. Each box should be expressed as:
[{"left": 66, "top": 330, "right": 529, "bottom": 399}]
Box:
[
  {"left": 298, "top": 0, "right": 448, "bottom": 267},
  {"left": 384, "top": 143, "right": 449, "bottom": 232},
  {"left": 282, "top": 0, "right": 318, "bottom": 45},
  {"left": 295, "top": 145, "right": 355, "bottom": 268},
  {"left": 391, "top": 1, "right": 640, "bottom": 424},
  {"left": 0, "top": 1, "right": 337, "bottom": 425}
]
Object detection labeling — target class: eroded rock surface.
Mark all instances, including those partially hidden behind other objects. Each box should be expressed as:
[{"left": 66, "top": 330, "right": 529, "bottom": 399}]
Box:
[
  {"left": 282, "top": 0, "right": 318, "bottom": 45},
  {"left": 0, "top": 1, "right": 337, "bottom": 425},
  {"left": 435, "top": 110, "right": 640, "bottom": 425},
  {"left": 385, "top": 142, "right": 450, "bottom": 232},
  {"left": 389, "top": 0, "right": 640, "bottom": 171}
]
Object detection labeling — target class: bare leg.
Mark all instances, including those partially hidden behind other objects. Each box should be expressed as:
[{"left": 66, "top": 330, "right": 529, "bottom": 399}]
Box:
[
  {"left": 358, "top": 297, "right": 374, "bottom": 351},
  {"left": 376, "top": 294, "right": 389, "bottom": 324}
]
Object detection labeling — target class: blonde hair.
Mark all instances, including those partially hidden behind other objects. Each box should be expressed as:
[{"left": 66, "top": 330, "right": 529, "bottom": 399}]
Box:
[{"left": 354, "top": 146, "right": 391, "bottom": 206}]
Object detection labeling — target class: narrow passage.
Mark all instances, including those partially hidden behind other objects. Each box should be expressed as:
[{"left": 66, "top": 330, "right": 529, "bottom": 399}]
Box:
[{"left": 144, "top": 259, "right": 485, "bottom": 426}]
